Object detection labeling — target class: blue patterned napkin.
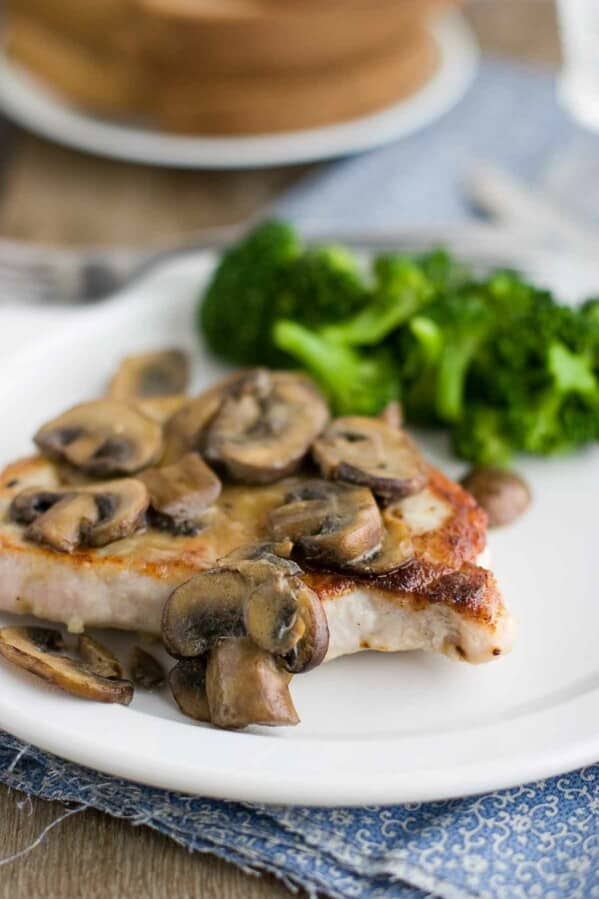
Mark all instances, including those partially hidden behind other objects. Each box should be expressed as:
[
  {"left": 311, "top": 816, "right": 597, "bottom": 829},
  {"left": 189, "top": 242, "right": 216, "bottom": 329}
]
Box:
[{"left": 1, "top": 59, "right": 599, "bottom": 898}]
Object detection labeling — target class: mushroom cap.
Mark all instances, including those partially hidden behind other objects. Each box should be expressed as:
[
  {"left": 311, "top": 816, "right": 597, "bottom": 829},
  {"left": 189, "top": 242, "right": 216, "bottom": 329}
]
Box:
[
  {"left": 135, "top": 395, "right": 187, "bottom": 426},
  {"left": 141, "top": 453, "right": 221, "bottom": 523},
  {"left": 460, "top": 466, "right": 531, "bottom": 528},
  {"left": 26, "top": 493, "right": 99, "bottom": 554},
  {"left": 10, "top": 479, "right": 150, "bottom": 552},
  {"left": 34, "top": 400, "right": 163, "bottom": 476},
  {"left": 162, "top": 568, "right": 247, "bottom": 658},
  {"left": 206, "top": 638, "right": 299, "bottom": 730},
  {"left": 0, "top": 627, "right": 133, "bottom": 704},
  {"left": 220, "top": 541, "right": 329, "bottom": 671},
  {"left": 169, "top": 657, "right": 211, "bottom": 722},
  {"left": 85, "top": 479, "right": 149, "bottom": 547},
  {"left": 78, "top": 634, "right": 124, "bottom": 679},
  {"left": 269, "top": 479, "right": 384, "bottom": 569},
  {"left": 130, "top": 646, "right": 165, "bottom": 689},
  {"left": 162, "top": 371, "right": 247, "bottom": 465},
  {"left": 313, "top": 416, "right": 428, "bottom": 500},
  {"left": 204, "top": 370, "right": 330, "bottom": 485},
  {"left": 108, "top": 349, "right": 189, "bottom": 400}
]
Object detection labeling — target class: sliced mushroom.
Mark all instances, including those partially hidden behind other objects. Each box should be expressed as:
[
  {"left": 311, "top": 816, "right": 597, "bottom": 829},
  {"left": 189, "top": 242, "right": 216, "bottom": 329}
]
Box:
[
  {"left": 269, "top": 480, "right": 384, "bottom": 570},
  {"left": 162, "top": 568, "right": 247, "bottom": 658},
  {"left": 218, "top": 540, "right": 298, "bottom": 580},
  {"left": 34, "top": 400, "right": 163, "bottom": 476},
  {"left": 140, "top": 453, "right": 221, "bottom": 526},
  {"left": 135, "top": 395, "right": 187, "bottom": 426},
  {"left": 0, "top": 627, "right": 133, "bottom": 704},
  {"left": 161, "top": 371, "right": 247, "bottom": 465},
  {"left": 130, "top": 647, "right": 165, "bottom": 689},
  {"left": 206, "top": 638, "right": 299, "bottom": 729},
  {"left": 461, "top": 467, "right": 531, "bottom": 528},
  {"left": 108, "top": 349, "right": 188, "bottom": 400},
  {"left": 10, "top": 479, "right": 149, "bottom": 552},
  {"left": 26, "top": 493, "right": 99, "bottom": 553},
  {"left": 86, "top": 479, "right": 149, "bottom": 546},
  {"left": 169, "top": 657, "right": 210, "bottom": 722},
  {"left": 78, "top": 634, "right": 124, "bottom": 679},
  {"left": 204, "top": 370, "right": 329, "bottom": 485},
  {"left": 216, "top": 541, "right": 329, "bottom": 672},
  {"left": 313, "top": 417, "right": 428, "bottom": 500}
]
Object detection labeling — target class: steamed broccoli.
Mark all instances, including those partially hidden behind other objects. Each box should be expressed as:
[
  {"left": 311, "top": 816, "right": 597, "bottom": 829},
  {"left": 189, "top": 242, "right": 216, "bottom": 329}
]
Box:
[
  {"left": 199, "top": 223, "right": 599, "bottom": 465},
  {"left": 321, "top": 256, "right": 433, "bottom": 346},
  {"left": 273, "top": 320, "right": 400, "bottom": 416},
  {"left": 451, "top": 406, "right": 513, "bottom": 467},
  {"left": 200, "top": 221, "right": 367, "bottom": 367},
  {"left": 398, "top": 292, "right": 494, "bottom": 425}
]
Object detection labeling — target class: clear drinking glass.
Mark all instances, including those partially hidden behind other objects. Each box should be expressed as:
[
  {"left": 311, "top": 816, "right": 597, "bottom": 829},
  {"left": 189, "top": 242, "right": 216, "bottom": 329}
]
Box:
[{"left": 556, "top": 0, "right": 599, "bottom": 131}]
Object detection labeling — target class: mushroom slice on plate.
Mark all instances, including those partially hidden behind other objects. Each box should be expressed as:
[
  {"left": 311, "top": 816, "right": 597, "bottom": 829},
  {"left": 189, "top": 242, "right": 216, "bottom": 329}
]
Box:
[
  {"left": 141, "top": 453, "right": 221, "bottom": 525},
  {"left": 161, "top": 371, "right": 247, "bottom": 464},
  {"left": 34, "top": 400, "right": 163, "bottom": 476},
  {"left": 204, "top": 370, "right": 329, "bottom": 484},
  {"left": 25, "top": 493, "right": 99, "bottom": 553},
  {"left": 269, "top": 479, "right": 384, "bottom": 569},
  {"left": 169, "top": 657, "right": 211, "bottom": 722},
  {"left": 135, "top": 395, "right": 187, "bottom": 426},
  {"left": 218, "top": 542, "right": 329, "bottom": 672},
  {"left": 0, "top": 627, "right": 134, "bottom": 704},
  {"left": 130, "top": 647, "right": 165, "bottom": 689},
  {"left": 460, "top": 466, "right": 531, "bottom": 528},
  {"left": 162, "top": 568, "right": 247, "bottom": 658},
  {"left": 78, "top": 634, "right": 124, "bottom": 679},
  {"left": 108, "top": 349, "right": 189, "bottom": 400},
  {"left": 313, "top": 416, "right": 428, "bottom": 500},
  {"left": 206, "top": 638, "right": 299, "bottom": 730},
  {"left": 242, "top": 562, "right": 329, "bottom": 672},
  {"left": 84, "top": 479, "right": 149, "bottom": 547},
  {"left": 10, "top": 479, "right": 149, "bottom": 552},
  {"left": 218, "top": 540, "right": 298, "bottom": 580}
]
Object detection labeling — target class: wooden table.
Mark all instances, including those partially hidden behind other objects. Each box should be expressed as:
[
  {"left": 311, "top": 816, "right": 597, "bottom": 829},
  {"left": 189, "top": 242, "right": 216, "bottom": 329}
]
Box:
[{"left": 0, "top": 4, "right": 559, "bottom": 897}]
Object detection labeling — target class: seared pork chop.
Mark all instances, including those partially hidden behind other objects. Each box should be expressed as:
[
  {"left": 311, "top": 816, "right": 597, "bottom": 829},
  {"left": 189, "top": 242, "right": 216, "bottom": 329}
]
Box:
[{"left": 0, "top": 455, "right": 514, "bottom": 664}]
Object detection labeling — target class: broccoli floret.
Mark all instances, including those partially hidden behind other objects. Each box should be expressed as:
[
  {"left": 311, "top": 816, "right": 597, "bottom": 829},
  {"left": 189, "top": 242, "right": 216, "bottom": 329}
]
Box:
[
  {"left": 581, "top": 297, "right": 599, "bottom": 327},
  {"left": 200, "top": 221, "right": 300, "bottom": 366},
  {"left": 398, "top": 316, "right": 443, "bottom": 425},
  {"left": 509, "top": 341, "right": 599, "bottom": 455},
  {"left": 451, "top": 406, "right": 513, "bottom": 467},
  {"left": 199, "top": 222, "right": 367, "bottom": 367},
  {"left": 273, "top": 320, "right": 400, "bottom": 416},
  {"left": 399, "top": 292, "right": 494, "bottom": 425},
  {"left": 415, "top": 247, "right": 472, "bottom": 292},
  {"left": 321, "top": 256, "right": 433, "bottom": 346}
]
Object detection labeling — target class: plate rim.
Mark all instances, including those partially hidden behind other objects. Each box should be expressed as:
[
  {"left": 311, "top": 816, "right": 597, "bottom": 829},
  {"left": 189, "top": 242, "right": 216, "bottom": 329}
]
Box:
[{"left": 0, "top": 11, "right": 478, "bottom": 169}]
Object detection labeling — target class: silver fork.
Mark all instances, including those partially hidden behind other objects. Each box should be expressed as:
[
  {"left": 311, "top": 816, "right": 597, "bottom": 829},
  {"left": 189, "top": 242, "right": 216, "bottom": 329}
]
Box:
[
  {"left": 0, "top": 222, "right": 590, "bottom": 307},
  {"left": 0, "top": 226, "right": 245, "bottom": 306}
]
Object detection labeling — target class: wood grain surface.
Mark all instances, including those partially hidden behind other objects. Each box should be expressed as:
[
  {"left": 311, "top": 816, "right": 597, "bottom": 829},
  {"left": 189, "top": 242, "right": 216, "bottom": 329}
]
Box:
[{"left": 0, "top": 3, "right": 559, "bottom": 897}]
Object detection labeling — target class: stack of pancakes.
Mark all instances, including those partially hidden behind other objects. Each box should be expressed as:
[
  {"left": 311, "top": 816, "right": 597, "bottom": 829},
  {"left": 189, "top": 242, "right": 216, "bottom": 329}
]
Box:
[{"left": 5, "top": 0, "right": 458, "bottom": 135}]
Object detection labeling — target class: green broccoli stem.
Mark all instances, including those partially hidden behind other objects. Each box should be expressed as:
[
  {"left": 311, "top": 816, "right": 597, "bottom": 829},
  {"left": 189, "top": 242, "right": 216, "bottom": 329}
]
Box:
[
  {"left": 548, "top": 341, "right": 599, "bottom": 403},
  {"left": 435, "top": 334, "right": 483, "bottom": 424},
  {"left": 320, "top": 262, "right": 432, "bottom": 347},
  {"left": 273, "top": 320, "right": 398, "bottom": 415}
]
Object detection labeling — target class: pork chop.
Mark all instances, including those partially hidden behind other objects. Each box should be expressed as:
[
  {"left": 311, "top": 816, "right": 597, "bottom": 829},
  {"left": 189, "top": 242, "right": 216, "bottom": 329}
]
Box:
[{"left": 0, "top": 455, "right": 514, "bottom": 664}]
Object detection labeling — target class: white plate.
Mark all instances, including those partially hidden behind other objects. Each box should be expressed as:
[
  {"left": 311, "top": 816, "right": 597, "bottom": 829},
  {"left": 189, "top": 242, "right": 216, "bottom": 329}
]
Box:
[
  {"left": 0, "top": 11, "right": 477, "bottom": 169},
  {"left": 0, "top": 232, "right": 598, "bottom": 807}
]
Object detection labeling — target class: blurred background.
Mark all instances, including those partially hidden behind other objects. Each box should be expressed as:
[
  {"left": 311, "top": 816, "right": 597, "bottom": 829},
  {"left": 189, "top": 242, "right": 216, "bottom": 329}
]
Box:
[{"left": 0, "top": 0, "right": 581, "bottom": 251}]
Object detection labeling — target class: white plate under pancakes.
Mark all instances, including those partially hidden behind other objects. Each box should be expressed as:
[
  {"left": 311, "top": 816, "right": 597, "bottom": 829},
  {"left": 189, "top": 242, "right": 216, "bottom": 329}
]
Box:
[
  {"left": 0, "top": 229, "right": 597, "bottom": 806},
  {"left": 0, "top": 11, "right": 476, "bottom": 169}
]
